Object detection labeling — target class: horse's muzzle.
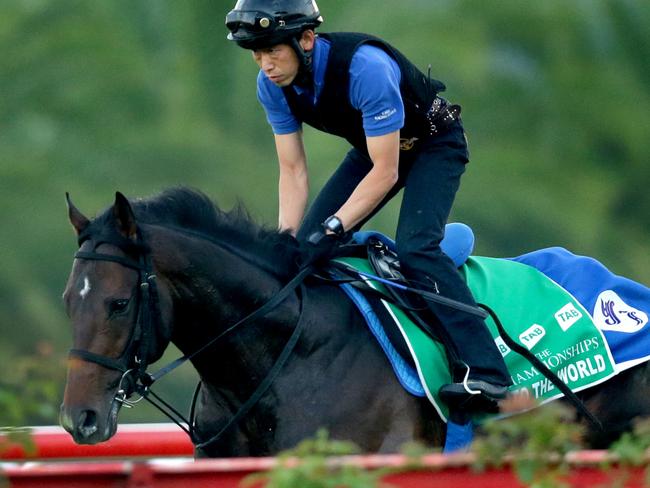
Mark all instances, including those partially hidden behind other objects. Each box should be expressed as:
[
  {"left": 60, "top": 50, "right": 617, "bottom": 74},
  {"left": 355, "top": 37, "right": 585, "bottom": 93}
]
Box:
[{"left": 59, "top": 401, "right": 119, "bottom": 444}]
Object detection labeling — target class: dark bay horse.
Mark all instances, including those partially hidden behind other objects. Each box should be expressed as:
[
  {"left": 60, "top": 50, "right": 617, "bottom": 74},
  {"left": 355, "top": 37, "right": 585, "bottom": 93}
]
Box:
[{"left": 60, "top": 187, "right": 650, "bottom": 456}]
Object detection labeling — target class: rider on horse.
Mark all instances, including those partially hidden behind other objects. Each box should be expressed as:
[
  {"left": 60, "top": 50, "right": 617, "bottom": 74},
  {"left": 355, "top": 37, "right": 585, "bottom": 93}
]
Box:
[{"left": 225, "top": 0, "right": 512, "bottom": 412}]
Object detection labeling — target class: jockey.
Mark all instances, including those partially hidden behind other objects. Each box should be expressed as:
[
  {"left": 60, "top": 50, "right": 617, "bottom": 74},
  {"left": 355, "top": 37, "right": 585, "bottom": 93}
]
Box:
[{"left": 225, "top": 0, "right": 512, "bottom": 412}]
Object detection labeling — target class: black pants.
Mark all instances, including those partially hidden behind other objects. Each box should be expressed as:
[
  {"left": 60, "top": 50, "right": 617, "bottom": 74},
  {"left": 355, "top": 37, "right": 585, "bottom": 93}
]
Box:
[{"left": 296, "top": 123, "right": 511, "bottom": 387}]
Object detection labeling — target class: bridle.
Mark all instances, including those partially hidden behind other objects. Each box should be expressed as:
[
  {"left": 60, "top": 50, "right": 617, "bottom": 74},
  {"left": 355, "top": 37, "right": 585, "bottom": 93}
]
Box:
[
  {"left": 69, "top": 231, "right": 160, "bottom": 406},
  {"left": 68, "top": 227, "right": 312, "bottom": 449}
]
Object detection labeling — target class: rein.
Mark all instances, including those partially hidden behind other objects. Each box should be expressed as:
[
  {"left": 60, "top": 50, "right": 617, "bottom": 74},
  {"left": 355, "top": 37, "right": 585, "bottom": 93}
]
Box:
[{"left": 69, "top": 232, "right": 313, "bottom": 449}]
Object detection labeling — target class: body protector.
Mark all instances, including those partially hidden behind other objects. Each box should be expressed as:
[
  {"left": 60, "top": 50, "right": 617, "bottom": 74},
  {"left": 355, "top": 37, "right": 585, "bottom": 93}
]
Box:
[{"left": 281, "top": 32, "right": 447, "bottom": 153}]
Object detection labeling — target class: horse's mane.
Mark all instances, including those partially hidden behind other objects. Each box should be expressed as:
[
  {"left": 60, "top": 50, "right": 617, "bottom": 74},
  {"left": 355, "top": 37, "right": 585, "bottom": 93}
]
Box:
[{"left": 98, "top": 187, "right": 300, "bottom": 277}]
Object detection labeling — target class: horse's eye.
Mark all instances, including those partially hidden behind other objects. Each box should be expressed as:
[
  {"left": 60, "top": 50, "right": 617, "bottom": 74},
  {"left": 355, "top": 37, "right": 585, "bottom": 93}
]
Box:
[{"left": 108, "top": 299, "right": 130, "bottom": 316}]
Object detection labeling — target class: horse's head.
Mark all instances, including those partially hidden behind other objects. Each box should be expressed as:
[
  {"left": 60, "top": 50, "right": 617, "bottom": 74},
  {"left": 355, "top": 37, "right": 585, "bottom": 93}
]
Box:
[{"left": 60, "top": 192, "right": 173, "bottom": 444}]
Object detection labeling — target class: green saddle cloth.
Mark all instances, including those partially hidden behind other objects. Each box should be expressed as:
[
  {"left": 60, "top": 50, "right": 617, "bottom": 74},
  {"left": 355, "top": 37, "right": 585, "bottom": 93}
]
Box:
[{"left": 337, "top": 256, "right": 617, "bottom": 422}]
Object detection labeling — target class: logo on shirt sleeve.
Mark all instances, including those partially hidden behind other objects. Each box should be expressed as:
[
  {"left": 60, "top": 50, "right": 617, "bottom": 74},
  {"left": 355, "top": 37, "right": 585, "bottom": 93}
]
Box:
[{"left": 374, "top": 108, "right": 397, "bottom": 121}]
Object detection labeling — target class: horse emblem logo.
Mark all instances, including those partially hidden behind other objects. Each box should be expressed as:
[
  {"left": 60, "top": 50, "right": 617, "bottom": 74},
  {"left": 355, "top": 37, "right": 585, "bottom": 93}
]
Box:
[{"left": 592, "top": 290, "right": 648, "bottom": 333}]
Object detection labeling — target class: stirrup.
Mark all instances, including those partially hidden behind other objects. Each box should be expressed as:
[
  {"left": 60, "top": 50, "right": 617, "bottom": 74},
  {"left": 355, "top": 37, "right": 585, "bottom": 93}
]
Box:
[{"left": 439, "top": 380, "right": 508, "bottom": 413}]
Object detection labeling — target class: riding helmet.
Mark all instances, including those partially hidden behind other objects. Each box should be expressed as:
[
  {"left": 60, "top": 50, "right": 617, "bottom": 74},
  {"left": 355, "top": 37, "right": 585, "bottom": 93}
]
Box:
[{"left": 225, "top": 0, "right": 323, "bottom": 50}]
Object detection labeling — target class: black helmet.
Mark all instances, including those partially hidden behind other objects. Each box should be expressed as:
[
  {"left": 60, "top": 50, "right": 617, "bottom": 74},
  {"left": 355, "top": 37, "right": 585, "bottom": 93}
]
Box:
[{"left": 226, "top": 0, "right": 323, "bottom": 50}]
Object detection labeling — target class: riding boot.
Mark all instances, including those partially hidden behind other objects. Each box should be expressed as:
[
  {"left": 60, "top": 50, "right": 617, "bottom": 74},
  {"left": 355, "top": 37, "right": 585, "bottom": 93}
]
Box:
[{"left": 398, "top": 255, "right": 512, "bottom": 412}]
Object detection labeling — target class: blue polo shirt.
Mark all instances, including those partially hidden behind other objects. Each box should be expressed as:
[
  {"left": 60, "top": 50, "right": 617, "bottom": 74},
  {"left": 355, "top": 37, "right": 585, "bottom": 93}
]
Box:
[{"left": 256, "top": 36, "right": 404, "bottom": 137}]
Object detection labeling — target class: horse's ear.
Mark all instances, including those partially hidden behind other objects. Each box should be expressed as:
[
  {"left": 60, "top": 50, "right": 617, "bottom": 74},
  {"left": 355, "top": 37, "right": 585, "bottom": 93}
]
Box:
[
  {"left": 113, "top": 192, "right": 138, "bottom": 241},
  {"left": 66, "top": 192, "right": 90, "bottom": 236}
]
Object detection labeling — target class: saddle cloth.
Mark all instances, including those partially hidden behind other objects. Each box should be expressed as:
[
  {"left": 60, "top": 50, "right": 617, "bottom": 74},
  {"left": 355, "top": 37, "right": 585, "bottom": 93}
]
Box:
[{"left": 338, "top": 228, "right": 619, "bottom": 423}]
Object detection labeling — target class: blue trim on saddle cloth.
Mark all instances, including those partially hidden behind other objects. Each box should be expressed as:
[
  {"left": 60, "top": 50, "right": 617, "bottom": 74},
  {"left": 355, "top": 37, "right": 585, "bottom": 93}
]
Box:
[{"left": 338, "top": 282, "right": 426, "bottom": 396}]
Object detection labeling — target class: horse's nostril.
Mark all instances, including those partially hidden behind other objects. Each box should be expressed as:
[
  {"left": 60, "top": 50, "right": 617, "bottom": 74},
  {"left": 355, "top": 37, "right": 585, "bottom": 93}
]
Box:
[{"left": 78, "top": 409, "right": 98, "bottom": 438}]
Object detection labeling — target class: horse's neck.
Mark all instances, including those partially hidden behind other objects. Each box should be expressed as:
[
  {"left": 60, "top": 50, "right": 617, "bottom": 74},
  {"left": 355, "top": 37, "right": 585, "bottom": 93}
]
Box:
[{"left": 153, "top": 228, "right": 299, "bottom": 386}]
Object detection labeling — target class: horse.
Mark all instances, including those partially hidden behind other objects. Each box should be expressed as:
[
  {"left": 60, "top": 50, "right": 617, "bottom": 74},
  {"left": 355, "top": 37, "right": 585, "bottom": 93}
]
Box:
[{"left": 60, "top": 187, "right": 650, "bottom": 456}]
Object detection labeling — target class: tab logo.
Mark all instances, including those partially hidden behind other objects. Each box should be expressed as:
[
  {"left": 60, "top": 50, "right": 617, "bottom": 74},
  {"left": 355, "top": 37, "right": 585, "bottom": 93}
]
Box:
[
  {"left": 593, "top": 290, "right": 648, "bottom": 333},
  {"left": 519, "top": 324, "right": 546, "bottom": 350},
  {"left": 555, "top": 303, "right": 583, "bottom": 332},
  {"left": 494, "top": 336, "right": 511, "bottom": 357}
]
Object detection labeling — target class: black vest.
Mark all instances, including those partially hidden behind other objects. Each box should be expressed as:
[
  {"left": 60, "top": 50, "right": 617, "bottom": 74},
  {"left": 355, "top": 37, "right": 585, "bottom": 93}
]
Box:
[{"left": 282, "top": 32, "right": 446, "bottom": 152}]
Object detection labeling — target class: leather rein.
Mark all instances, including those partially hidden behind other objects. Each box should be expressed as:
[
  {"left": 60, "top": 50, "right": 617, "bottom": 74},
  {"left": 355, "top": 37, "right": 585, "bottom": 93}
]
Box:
[{"left": 69, "top": 230, "right": 312, "bottom": 450}]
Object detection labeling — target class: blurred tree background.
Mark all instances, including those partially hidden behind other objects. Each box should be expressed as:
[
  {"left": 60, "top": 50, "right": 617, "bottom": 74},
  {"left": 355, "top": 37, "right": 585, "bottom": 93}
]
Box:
[{"left": 0, "top": 0, "right": 648, "bottom": 426}]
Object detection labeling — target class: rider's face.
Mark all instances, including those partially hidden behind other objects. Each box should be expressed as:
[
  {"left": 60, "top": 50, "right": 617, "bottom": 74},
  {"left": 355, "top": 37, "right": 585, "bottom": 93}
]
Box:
[
  {"left": 252, "top": 44, "right": 299, "bottom": 87},
  {"left": 252, "top": 30, "right": 315, "bottom": 87}
]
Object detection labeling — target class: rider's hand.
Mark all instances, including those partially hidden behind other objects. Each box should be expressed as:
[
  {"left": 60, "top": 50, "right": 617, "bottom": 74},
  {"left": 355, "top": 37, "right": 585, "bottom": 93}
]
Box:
[{"left": 299, "top": 231, "right": 341, "bottom": 268}]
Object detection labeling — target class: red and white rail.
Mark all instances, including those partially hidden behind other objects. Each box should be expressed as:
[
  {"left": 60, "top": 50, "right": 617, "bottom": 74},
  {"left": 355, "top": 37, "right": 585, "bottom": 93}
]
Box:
[
  {"left": 1, "top": 423, "right": 193, "bottom": 460},
  {"left": 1, "top": 424, "right": 645, "bottom": 487}
]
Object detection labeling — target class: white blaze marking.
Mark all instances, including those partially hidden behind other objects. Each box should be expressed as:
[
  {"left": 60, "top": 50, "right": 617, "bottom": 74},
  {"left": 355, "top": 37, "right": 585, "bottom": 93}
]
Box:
[{"left": 80, "top": 276, "right": 91, "bottom": 299}]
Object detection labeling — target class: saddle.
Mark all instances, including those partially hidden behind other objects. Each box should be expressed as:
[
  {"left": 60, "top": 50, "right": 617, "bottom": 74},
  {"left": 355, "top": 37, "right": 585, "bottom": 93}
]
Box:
[
  {"left": 348, "top": 224, "right": 476, "bottom": 348},
  {"left": 353, "top": 223, "right": 475, "bottom": 271}
]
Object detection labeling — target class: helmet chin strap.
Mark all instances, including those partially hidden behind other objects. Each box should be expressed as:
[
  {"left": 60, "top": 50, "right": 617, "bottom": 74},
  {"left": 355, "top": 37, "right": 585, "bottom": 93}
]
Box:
[{"left": 290, "top": 36, "right": 315, "bottom": 87}]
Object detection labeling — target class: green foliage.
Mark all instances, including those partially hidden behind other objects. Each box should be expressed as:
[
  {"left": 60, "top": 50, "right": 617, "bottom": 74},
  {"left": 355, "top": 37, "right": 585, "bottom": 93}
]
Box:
[
  {"left": 0, "top": 343, "right": 64, "bottom": 426},
  {"left": 472, "top": 403, "right": 583, "bottom": 488},
  {"left": 0, "top": 346, "right": 55, "bottom": 483},
  {"left": 242, "top": 429, "right": 391, "bottom": 488},
  {"left": 0, "top": 427, "right": 35, "bottom": 458},
  {"left": 609, "top": 417, "right": 650, "bottom": 486}
]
